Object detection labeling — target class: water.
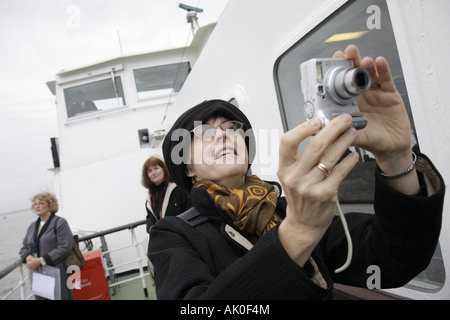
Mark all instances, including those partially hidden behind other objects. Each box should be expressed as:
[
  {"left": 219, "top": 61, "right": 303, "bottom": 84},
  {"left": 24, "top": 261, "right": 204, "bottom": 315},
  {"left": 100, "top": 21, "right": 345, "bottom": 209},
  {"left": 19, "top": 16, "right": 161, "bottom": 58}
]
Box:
[{"left": 0, "top": 209, "right": 36, "bottom": 299}]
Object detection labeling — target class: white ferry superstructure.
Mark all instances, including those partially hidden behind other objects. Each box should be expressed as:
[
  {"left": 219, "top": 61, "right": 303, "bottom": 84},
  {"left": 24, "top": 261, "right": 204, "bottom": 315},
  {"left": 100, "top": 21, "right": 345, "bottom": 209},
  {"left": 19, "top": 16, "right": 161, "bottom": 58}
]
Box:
[{"left": 45, "top": 0, "right": 450, "bottom": 300}]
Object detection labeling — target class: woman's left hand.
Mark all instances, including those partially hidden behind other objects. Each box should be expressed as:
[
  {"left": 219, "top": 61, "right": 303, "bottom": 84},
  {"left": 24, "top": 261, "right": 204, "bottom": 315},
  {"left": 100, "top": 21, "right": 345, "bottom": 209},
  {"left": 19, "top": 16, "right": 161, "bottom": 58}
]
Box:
[
  {"left": 333, "top": 46, "right": 412, "bottom": 162},
  {"left": 26, "top": 256, "right": 42, "bottom": 271},
  {"left": 334, "top": 45, "right": 419, "bottom": 194}
]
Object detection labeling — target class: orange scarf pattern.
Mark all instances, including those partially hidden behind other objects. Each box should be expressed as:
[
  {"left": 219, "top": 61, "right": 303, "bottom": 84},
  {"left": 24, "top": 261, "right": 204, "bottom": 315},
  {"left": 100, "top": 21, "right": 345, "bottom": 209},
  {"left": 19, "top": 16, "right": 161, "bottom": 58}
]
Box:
[{"left": 194, "top": 175, "right": 282, "bottom": 242}]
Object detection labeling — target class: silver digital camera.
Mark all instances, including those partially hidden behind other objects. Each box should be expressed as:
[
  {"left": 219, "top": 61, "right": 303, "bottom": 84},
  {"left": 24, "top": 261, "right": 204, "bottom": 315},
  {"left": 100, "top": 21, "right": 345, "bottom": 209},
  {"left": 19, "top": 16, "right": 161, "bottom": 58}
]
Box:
[{"left": 300, "top": 58, "right": 371, "bottom": 130}]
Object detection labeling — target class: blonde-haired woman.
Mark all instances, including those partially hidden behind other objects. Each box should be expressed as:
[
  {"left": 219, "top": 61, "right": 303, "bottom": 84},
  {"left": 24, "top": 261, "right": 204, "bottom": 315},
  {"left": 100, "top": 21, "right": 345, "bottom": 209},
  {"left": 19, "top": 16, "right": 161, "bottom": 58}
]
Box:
[{"left": 19, "top": 192, "right": 74, "bottom": 300}]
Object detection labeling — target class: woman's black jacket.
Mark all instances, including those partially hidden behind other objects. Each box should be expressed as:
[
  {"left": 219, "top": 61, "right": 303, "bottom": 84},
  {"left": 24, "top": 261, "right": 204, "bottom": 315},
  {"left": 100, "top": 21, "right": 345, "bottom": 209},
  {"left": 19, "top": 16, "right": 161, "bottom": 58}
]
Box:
[
  {"left": 145, "top": 182, "right": 191, "bottom": 232},
  {"left": 148, "top": 153, "right": 444, "bottom": 299}
]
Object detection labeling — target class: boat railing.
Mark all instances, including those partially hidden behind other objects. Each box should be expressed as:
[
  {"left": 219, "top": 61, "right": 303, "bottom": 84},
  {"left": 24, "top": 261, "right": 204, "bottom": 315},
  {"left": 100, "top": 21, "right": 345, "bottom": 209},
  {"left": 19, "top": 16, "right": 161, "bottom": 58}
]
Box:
[
  {"left": 1, "top": 219, "right": 152, "bottom": 300},
  {"left": 0, "top": 259, "right": 32, "bottom": 300}
]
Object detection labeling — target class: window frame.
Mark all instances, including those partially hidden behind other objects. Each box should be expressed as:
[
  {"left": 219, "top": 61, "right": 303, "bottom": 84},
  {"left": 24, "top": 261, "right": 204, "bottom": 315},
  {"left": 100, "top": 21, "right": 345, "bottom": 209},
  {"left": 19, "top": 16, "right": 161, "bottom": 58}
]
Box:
[
  {"left": 273, "top": 0, "right": 444, "bottom": 293},
  {"left": 133, "top": 61, "right": 191, "bottom": 101},
  {"left": 63, "top": 75, "right": 126, "bottom": 119}
]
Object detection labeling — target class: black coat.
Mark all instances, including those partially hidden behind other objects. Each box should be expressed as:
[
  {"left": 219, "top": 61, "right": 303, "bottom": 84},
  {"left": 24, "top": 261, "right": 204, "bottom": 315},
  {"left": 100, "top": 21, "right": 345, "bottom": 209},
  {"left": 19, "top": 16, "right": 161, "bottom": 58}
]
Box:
[
  {"left": 148, "top": 153, "right": 444, "bottom": 299},
  {"left": 145, "top": 182, "right": 191, "bottom": 232}
]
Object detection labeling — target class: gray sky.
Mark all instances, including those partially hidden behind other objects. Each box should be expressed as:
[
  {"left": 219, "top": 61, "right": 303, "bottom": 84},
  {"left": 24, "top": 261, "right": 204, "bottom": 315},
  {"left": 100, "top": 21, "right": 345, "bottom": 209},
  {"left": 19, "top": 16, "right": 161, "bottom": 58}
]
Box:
[{"left": 0, "top": 0, "right": 228, "bottom": 214}]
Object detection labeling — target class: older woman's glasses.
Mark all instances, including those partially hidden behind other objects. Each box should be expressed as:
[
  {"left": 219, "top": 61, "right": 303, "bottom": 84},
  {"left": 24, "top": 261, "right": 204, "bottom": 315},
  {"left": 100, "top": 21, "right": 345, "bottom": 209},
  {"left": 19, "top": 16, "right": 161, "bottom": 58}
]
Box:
[
  {"left": 190, "top": 121, "right": 245, "bottom": 140},
  {"left": 33, "top": 201, "right": 47, "bottom": 208}
]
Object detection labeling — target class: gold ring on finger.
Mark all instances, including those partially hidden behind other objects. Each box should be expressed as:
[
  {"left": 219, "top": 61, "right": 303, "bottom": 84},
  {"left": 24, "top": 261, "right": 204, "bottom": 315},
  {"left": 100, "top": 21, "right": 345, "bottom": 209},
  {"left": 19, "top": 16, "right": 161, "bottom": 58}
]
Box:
[
  {"left": 370, "top": 81, "right": 381, "bottom": 90},
  {"left": 316, "top": 162, "right": 331, "bottom": 177}
]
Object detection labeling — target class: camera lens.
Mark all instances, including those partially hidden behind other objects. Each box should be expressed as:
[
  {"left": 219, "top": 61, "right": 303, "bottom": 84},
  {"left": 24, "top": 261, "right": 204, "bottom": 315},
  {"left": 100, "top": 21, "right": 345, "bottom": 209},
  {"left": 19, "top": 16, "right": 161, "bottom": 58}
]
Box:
[
  {"left": 327, "top": 67, "right": 371, "bottom": 105},
  {"left": 356, "top": 72, "right": 368, "bottom": 88},
  {"left": 342, "top": 68, "right": 370, "bottom": 95}
]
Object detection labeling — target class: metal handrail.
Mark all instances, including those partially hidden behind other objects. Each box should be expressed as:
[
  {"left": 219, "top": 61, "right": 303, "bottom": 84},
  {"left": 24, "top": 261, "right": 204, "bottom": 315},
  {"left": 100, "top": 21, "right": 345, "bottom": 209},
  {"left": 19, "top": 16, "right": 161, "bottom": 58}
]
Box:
[
  {"left": 1, "top": 219, "right": 150, "bottom": 300},
  {"left": 0, "top": 259, "right": 22, "bottom": 281},
  {"left": 78, "top": 219, "right": 146, "bottom": 242}
]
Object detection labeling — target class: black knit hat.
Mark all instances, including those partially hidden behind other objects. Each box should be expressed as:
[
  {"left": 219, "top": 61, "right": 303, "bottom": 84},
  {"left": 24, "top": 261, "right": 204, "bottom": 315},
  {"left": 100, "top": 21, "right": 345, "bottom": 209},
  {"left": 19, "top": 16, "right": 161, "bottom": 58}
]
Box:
[{"left": 162, "top": 99, "right": 255, "bottom": 193}]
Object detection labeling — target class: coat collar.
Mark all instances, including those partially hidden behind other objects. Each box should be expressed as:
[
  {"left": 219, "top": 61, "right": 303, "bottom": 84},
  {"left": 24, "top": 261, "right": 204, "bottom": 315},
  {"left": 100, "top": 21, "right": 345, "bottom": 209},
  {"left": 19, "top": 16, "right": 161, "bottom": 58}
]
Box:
[
  {"left": 146, "top": 182, "right": 177, "bottom": 218},
  {"left": 33, "top": 212, "right": 56, "bottom": 241}
]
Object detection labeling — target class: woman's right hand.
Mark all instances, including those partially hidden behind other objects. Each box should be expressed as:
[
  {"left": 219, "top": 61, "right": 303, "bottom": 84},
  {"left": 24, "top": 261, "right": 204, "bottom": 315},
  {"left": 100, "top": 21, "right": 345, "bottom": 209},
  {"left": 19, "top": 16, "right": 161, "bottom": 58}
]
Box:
[{"left": 277, "top": 115, "right": 359, "bottom": 267}]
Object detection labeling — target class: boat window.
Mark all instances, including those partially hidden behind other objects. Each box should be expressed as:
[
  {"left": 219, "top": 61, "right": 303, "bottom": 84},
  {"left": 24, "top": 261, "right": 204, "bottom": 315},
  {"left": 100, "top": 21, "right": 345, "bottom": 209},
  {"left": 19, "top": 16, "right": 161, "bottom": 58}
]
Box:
[
  {"left": 64, "top": 76, "right": 126, "bottom": 118},
  {"left": 274, "top": 0, "right": 444, "bottom": 292},
  {"left": 133, "top": 62, "right": 191, "bottom": 100}
]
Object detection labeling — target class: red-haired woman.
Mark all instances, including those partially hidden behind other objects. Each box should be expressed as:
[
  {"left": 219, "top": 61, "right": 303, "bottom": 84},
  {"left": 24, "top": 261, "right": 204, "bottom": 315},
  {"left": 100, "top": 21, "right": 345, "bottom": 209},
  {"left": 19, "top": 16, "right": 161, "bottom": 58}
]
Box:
[{"left": 141, "top": 156, "right": 190, "bottom": 233}]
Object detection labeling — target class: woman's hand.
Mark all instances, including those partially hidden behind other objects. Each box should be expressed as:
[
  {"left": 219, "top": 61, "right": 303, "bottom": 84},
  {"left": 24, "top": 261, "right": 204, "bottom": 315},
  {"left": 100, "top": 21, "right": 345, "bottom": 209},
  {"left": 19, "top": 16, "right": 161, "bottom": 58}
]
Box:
[
  {"left": 26, "top": 255, "right": 42, "bottom": 271},
  {"left": 277, "top": 115, "right": 359, "bottom": 267},
  {"left": 334, "top": 45, "right": 419, "bottom": 194},
  {"left": 277, "top": 45, "right": 421, "bottom": 266}
]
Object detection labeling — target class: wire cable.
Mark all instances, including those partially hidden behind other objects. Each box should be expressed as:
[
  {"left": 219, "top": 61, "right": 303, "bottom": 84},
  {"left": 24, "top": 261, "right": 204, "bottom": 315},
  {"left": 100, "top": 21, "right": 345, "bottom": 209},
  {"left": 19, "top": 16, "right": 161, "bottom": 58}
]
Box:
[
  {"left": 334, "top": 198, "right": 353, "bottom": 273},
  {"left": 161, "top": 0, "right": 202, "bottom": 126}
]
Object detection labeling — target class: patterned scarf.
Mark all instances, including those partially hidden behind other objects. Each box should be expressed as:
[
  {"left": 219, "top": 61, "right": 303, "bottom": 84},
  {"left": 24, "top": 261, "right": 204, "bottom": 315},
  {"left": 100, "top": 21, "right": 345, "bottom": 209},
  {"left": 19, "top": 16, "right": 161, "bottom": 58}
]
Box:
[{"left": 193, "top": 175, "right": 282, "bottom": 242}]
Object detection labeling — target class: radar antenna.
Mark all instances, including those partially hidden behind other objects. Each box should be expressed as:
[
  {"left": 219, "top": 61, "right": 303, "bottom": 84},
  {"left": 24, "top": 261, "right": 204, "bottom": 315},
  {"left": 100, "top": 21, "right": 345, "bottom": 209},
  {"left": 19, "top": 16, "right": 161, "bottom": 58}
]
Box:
[{"left": 179, "top": 3, "right": 203, "bottom": 36}]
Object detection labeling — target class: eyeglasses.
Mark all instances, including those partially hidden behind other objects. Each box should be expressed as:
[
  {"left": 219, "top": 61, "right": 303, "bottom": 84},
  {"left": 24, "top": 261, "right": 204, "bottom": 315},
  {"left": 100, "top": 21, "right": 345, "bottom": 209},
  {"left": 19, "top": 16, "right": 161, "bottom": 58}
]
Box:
[
  {"left": 190, "top": 121, "right": 245, "bottom": 140},
  {"left": 33, "top": 201, "right": 46, "bottom": 208}
]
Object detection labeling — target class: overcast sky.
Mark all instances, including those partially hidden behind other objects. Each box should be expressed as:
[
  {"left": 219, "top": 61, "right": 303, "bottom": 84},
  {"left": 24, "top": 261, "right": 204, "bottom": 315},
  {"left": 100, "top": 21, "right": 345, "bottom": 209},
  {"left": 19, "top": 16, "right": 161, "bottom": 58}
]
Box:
[{"left": 0, "top": 0, "right": 228, "bottom": 214}]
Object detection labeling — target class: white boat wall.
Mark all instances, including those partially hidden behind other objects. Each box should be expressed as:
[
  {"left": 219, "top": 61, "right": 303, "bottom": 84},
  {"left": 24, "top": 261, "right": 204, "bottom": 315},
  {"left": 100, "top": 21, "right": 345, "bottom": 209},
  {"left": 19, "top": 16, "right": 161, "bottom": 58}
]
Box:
[
  {"left": 47, "top": 21, "right": 216, "bottom": 274},
  {"left": 48, "top": 0, "right": 450, "bottom": 299}
]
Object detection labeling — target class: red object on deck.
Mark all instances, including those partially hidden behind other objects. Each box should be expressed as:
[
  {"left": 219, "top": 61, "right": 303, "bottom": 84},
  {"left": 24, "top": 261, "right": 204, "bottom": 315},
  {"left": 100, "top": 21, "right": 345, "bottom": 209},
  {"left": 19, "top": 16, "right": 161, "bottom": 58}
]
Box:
[{"left": 71, "top": 249, "right": 111, "bottom": 300}]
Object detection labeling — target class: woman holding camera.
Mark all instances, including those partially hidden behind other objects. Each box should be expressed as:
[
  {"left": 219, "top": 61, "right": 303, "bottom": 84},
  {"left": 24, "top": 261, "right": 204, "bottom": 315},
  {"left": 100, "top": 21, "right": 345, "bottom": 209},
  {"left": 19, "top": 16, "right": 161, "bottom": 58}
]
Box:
[{"left": 148, "top": 45, "right": 444, "bottom": 299}]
